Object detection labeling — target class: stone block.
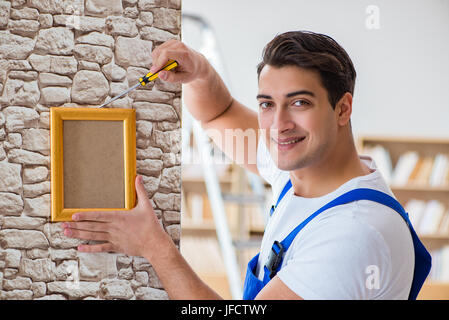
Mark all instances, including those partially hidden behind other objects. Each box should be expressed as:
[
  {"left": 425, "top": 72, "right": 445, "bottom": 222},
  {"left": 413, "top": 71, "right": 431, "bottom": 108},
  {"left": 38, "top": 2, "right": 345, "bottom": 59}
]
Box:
[
  {"left": 54, "top": 260, "right": 78, "bottom": 280},
  {"left": 38, "top": 73, "right": 72, "bottom": 87},
  {"left": 19, "top": 258, "right": 55, "bottom": 282},
  {"left": 115, "top": 36, "right": 152, "bottom": 68},
  {"left": 23, "top": 194, "right": 50, "bottom": 217},
  {"left": 47, "top": 281, "right": 100, "bottom": 299},
  {"left": 53, "top": 15, "right": 104, "bottom": 32},
  {"left": 0, "top": 192, "right": 23, "bottom": 216},
  {"left": 8, "top": 19, "right": 40, "bottom": 37},
  {"left": 38, "top": 14, "right": 53, "bottom": 28},
  {"left": 142, "top": 176, "right": 160, "bottom": 198},
  {"left": 0, "top": 1, "right": 11, "bottom": 28},
  {"left": 152, "top": 129, "right": 181, "bottom": 153},
  {"left": 22, "top": 128, "right": 50, "bottom": 154},
  {"left": 100, "top": 279, "right": 134, "bottom": 300},
  {"left": 4, "top": 133, "right": 22, "bottom": 149},
  {"left": 1, "top": 289, "right": 33, "bottom": 300},
  {"left": 23, "top": 166, "right": 48, "bottom": 184},
  {"left": 159, "top": 166, "right": 180, "bottom": 193},
  {"left": 135, "top": 102, "right": 178, "bottom": 122},
  {"left": 138, "top": 0, "right": 156, "bottom": 11},
  {"left": 2, "top": 216, "right": 45, "bottom": 230},
  {"left": 7, "top": 149, "right": 50, "bottom": 166},
  {"left": 29, "top": 0, "right": 84, "bottom": 15},
  {"left": 106, "top": 16, "right": 138, "bottom": 37},
  {"left": 31, "top": 282, "right": 46, "bottom": 298},
  {"left": 71, "top": 70, "right": 109, "bottom": 104},
  {"left": 35, "top": 27, "right": 74, "bottom": 55},
  {"left": 23, "top": 182, "right": 51, "bottom": 198},
  {"left": 128, "top": 89, "right": 174, "bottom": 103},
  {"left": 124, "top": 6, "right": 139, "bottom": 19},
  {"left": 3, "top": 277, "right": 32, "bottom": 290},
  {"left": 1, "top": 79, "right": 40, "bottom": 107},
  {"left": 0, "top": 229, "right": 49, "bottom": 249},
  {"left": 78, "top": 252, "right": 118, "bottom": 281},
  {"left": 49, "top": 248, "right": 78, "bottom": 261},
  {"left": 135, "top": 287, "right": 168, "bottom": 300},
  {"left": 26, "top": 248, "right": 50, "bottom": 259},
  {"left": 74, "top": 44, "right": 113, "bottom": 65},
  {"left": 0, "top": 31, "right": 35, "bottom": 59},
  {"left": 138, "top": 11, "right": 153, "bottom": 26},
  {"left": 76, "top": 31, "right": 114, "bottom": 48},
  {"left": 85, "top": 0, "right": 123, "bottom": 17},
  {"left": 140, "top": 26, "right": 178, "bottom": 42},
  {"left": 3, "top": 106, "right": 39, "bottom": 132},
  {"left": 10, "top": 8, "right": 39, "bottom": 20},
  {"left": 4, "top": 249, "right": 21, "bottom": 268},
  {"left": 152, "top": 8, "right": 180, "bottom": 34},
  {"left": 136, "top": 120, "right": 153, "bottom": 138},
  {"left": 152, "top": 192, "right": 179, "bottom": 211},
  {"left": 29, "top": 54, "right": 78, "bottom": 75},
  {"left": 137, "top": 146, "right": 162, "bottom": 160},
  {"left": 8, "top": 71, "right": 37, "bottom": 82},
  {"left": 40, "top": 86, "right": 71, "bottom": 105},
  {"left": 102, "top": 62, "right": 127, "bottom": 81},
  {"left": 0, "top": 162, "right": 22, "bottom": 194},
  {"left": 163, "top": 210, "right": 180, "bottom": 224},
  {"left": 137, "top": 159, "right": 163, "bottom": 177}
]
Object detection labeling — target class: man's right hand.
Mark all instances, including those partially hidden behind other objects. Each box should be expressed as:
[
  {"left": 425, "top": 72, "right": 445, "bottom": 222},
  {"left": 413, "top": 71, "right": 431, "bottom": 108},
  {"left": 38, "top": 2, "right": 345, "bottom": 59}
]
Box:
[
  {"left": 150, "top": 39, "right": 210, "bottom": 84},
  {"left": 151, "top": 39, "right": 260, "bottom": 175}
]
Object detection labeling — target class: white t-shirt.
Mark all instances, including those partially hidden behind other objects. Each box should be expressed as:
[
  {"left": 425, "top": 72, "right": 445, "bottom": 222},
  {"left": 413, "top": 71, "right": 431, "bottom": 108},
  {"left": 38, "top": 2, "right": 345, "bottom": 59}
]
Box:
[{"left": 255, "top": 138, "right": 415, "bottom": 300}]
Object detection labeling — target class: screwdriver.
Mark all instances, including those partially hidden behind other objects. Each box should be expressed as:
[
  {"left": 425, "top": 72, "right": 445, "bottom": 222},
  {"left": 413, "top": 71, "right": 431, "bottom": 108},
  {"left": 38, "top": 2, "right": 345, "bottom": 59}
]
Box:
[{"left": 98, "top": 59, "right": 179, "bottom": 108}]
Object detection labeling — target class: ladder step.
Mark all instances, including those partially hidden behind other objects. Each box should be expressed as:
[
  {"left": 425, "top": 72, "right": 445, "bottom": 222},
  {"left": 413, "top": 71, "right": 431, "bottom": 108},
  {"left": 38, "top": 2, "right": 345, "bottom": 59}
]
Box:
[
  {"left": 233, "top": 239, "right": 262, "bottom": 249},
  {"left": 222, "top": 193, "right": 266, "bottom": 204}
]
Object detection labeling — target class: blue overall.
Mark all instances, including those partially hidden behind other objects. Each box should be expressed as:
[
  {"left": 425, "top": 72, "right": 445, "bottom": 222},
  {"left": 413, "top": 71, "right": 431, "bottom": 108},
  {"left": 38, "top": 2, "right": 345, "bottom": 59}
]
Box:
[{"left": 242, "top": 181, "right": 432, "bottom": 300}]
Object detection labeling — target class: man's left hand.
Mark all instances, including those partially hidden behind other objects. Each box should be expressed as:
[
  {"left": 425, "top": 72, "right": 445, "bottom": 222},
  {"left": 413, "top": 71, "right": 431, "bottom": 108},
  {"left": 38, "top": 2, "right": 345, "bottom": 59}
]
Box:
[{"left": 62, "top": 175, "right": 165, "bottom": 259}]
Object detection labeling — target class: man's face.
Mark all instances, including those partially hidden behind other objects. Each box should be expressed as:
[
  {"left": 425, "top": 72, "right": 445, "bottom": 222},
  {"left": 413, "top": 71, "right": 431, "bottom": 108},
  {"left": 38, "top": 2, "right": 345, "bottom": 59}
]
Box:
[{"left": 257, "top": 65, "right": 339, "bottom": 171}]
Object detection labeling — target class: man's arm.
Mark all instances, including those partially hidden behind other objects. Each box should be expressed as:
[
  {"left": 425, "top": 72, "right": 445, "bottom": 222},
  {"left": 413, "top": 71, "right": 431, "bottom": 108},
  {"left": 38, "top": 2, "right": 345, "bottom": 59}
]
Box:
[
  {"left": 63, "top": 175, "right": 222, "bottom": 299},
  {"left": 151, "top": 40, "right": 260, "bottom": 174}
]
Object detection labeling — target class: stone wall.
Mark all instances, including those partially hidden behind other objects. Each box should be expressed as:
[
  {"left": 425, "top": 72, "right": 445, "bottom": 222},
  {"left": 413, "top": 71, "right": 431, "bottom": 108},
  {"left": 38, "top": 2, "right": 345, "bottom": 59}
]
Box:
[{"left": 0, "top": 0, "right": 181, "bottom": 300}]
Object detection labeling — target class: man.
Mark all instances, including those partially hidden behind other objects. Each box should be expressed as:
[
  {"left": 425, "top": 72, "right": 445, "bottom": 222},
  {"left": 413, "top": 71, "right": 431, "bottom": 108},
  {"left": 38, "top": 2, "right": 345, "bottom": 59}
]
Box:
[{"left": 62, "top": 31, "right": 429, "bottom": 299}]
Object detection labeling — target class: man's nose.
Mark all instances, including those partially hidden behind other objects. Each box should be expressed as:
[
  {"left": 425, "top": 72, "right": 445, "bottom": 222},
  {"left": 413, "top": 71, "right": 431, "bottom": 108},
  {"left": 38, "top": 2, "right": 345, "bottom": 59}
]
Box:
[{"left": 272, "top": 106, "right": 294, "bottom": 133}]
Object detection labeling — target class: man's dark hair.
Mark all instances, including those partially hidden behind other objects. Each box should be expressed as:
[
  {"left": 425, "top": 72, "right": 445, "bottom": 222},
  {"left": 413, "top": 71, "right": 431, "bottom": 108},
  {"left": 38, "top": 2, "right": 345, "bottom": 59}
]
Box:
[{"left": 257, "top": 31, "right": 356, "bottom": 109}]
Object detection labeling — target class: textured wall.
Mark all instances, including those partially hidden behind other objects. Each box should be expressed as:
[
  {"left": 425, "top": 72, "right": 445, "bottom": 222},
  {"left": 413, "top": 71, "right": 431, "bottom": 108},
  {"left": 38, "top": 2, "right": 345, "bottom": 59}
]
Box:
[{"left": 0, "top": 0, "right": 181, "bottom": 300}]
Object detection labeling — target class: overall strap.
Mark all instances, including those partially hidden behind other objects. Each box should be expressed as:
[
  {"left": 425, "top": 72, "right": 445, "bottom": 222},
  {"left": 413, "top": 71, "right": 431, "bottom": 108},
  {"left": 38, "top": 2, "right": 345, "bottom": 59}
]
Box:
[
  {"left": 270, "top": 179, "right": 292, "bottom": 217},
  {"left": 264, "top": 188, "right": 412, "bottom": 281},
  {"left": 280, "top": 188, "right": 409, "bottom": 251}
]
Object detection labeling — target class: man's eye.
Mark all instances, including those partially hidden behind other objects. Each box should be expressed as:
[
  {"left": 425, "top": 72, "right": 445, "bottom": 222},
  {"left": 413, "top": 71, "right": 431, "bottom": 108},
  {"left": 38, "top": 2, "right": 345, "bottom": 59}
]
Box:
[
  {"left": 259, "top": 102, "right": 272, "bottom": 109},
  {"left": 293, "top": 100, "right": 309, "bottom": 106}
]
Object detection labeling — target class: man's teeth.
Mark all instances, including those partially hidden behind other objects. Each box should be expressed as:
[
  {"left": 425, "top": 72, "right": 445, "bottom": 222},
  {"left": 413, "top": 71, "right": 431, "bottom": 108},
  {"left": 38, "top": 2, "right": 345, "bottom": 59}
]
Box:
[{"left": 278, "top": 138, "right": 304, "bottom": 145}]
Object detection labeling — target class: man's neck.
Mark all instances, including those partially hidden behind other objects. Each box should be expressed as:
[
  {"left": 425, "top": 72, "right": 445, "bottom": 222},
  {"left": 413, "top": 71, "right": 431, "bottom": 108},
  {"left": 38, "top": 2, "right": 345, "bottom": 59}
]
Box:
[{"left": 289, "top": 137, "right": 372, "bottom": 198}]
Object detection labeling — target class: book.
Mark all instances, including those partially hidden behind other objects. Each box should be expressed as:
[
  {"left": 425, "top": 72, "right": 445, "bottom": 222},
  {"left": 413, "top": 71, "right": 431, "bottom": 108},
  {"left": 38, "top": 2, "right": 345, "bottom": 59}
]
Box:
[
  {"left": 438, "top": 210, "right": 449, "bottom": 235},
  {"left": 392, "top": 151, "right": 419, "bottom": 186},
  {"left": 366, "top": 145, "right": 393, "bottom": 184},
  {"left": 418, "top": 200, "right": 446, "bottom": 235},
  {"left": 408, "top": 158, "right": 423, "bottom": 182},
  {"left": 441, "top": 246, "right": 449, "bottom": 282},
  {"left": 413, "top": 156, "right": 434, "bottom": 186},
  {"left": 429, "top": 153, "right": 449, "bottom": 187},
  {"left": 405, "top": 199, "right": 427, "bottom": 229}
]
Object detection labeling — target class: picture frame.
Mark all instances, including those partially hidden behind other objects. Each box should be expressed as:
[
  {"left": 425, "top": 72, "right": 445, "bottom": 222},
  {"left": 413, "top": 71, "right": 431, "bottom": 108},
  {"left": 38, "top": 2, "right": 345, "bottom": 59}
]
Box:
[{"left": 50, "top": 107, "right": 136, "bottom": 222}]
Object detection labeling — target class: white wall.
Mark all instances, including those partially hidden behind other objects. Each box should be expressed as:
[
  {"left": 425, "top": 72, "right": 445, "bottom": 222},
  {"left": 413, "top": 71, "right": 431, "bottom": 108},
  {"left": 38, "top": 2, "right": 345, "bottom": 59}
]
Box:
[{"left": 182, "top": 0, "right": 449, "bottom": 139}]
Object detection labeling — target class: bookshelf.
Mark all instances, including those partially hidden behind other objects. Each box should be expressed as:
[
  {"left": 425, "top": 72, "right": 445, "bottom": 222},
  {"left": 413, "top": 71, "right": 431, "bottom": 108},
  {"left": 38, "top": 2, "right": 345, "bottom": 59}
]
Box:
[{"left": 357, "top": 136, "right": 449, "bottom": 299}]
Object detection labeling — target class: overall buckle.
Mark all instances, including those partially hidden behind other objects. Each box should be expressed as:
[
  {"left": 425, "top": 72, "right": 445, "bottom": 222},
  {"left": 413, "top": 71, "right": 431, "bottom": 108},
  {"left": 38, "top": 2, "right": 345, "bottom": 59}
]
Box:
[{"left": 265, "top": 240, "right": 284, "bottom": 279}]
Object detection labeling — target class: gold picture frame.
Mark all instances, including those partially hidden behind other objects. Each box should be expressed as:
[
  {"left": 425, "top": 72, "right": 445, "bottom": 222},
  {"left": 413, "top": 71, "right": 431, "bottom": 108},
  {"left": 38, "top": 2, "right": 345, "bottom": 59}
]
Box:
[{"left": 50, "top": 107, "right": 136, "bottom": 222}]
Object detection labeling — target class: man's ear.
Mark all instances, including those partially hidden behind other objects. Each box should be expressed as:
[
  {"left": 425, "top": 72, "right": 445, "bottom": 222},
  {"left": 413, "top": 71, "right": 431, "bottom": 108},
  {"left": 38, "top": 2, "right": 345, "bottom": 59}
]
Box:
[{"left": 335, "top": 92, "right": 353, "bottom": 127}]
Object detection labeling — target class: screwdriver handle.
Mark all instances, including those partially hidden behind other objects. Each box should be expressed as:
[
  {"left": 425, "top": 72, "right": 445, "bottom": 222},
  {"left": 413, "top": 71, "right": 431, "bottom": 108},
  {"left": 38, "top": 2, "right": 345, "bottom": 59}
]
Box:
[{"left": 139, "top": 59, "right": 178, "bottom": 86}]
